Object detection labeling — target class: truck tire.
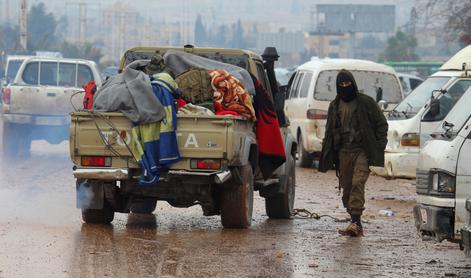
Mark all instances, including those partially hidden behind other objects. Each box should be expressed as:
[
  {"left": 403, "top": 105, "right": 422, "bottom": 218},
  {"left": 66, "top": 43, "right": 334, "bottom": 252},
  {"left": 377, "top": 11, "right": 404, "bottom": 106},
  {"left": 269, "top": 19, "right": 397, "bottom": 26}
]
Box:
[
  {"left": 298, "top": 135, "right": 313, "bottom": 168},
  {"left": 130, "top": 199, "right": 157, "bottom": 214},
  {"left": 82, "top": 201, "right": 115, "bottom": 224},
  {"left": 221, "top": 165, "right": 254, "bottom": 228},
  {"left": 2, "top": 122, "right": 31, "bottom": 158},
  {"left": 265, "top": 155, "right": 296, "bottom": 218}
]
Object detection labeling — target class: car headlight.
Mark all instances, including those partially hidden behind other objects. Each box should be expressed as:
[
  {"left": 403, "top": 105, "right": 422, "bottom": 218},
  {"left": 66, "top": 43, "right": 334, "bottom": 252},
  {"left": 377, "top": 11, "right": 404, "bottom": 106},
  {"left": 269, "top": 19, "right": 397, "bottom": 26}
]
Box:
[
  {"left": 432, "top": 171, "right": 456, "bottom": 193},
  {"left": 401, "top": 133, "right": 420, "bottom": 147}
]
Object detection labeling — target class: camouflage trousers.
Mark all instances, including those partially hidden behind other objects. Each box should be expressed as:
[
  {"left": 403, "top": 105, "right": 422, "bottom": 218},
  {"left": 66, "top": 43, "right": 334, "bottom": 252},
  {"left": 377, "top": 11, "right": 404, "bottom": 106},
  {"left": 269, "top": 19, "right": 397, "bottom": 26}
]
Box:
[{"left": 338, "top": 150, "right": 369, "bottom": 216}]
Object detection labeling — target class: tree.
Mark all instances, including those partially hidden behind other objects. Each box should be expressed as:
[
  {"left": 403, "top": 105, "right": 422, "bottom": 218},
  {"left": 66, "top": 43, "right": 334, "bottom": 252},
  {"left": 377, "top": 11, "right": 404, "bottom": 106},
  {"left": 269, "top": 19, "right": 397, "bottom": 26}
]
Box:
[
  {"left": 379, "top": 31, "right": 419, "bottom": 62},
  {"left": 417, "top": 1, "right": 471, "bottom": 46},
  {"left": 27, "top": 2, "right": 60, "bottom": 51},
  {"left": 194, "top": 14, "right": 207, "bottom": 46},
  {"left": 59, "top": 41, "right": 103, "bottom": 64}
]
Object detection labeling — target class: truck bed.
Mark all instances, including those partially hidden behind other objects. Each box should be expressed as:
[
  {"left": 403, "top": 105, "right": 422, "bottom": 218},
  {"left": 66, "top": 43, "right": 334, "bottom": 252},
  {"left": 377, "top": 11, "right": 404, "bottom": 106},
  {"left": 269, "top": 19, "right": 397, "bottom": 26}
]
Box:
[{"left": 70, "top": 111, "right": 255, "bottom": 172}]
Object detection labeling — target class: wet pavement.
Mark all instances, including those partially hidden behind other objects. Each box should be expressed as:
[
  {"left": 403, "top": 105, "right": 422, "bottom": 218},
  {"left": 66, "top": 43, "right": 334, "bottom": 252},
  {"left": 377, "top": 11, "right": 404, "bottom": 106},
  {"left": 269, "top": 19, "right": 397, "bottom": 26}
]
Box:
[{"left": 0, "top": 128, "right": 470, "bottom": 277}]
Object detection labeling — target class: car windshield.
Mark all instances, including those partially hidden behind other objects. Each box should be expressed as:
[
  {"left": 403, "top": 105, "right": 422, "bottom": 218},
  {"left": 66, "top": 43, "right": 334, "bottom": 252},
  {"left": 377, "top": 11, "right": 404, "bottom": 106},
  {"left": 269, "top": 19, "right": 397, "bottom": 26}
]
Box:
[
  {"left": 5, "top": 59, "right": 24, "bottom": 83},
  {"left": 435, "top": 86, "right": 471, "bottom": 137},
  {"left": 388, "top": 76, "right": 450, "bottom": 120},
  {"left": 314, "top": 70, "right": 402, "bottom": 104}
]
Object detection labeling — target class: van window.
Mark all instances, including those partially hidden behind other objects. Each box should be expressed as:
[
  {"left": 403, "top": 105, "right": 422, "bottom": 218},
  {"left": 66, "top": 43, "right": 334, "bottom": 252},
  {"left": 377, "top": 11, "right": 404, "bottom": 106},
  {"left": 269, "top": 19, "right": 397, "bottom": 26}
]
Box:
[
  {"left": 77, "top": 64, "right": 94, "bottom": 87},
  {"left": 22, "top": 62, "right": 39, "bottom": 85},
  {"left": 59, "top": 63, "right": 76, "bottom": 87},
  {"left": 40, "top": 62, "right": 58, "bottom": 86},
  {"left": 288, "top": 73, "right": 300, "bottom": 99},
  {"left": 423, "top": 79, "right": 471, "bottom": 121},
  {"left": 314, "top": 70, "right": 402, "bottom": 103},
  {"left": 299, "top": 72, "right": 313, "bottom": 98},
  {"left": 290, "top": 72, "right": 304, "bottom": 98},
  {"left": 410, "top": 78, "right": 423, "bottom": 90}
]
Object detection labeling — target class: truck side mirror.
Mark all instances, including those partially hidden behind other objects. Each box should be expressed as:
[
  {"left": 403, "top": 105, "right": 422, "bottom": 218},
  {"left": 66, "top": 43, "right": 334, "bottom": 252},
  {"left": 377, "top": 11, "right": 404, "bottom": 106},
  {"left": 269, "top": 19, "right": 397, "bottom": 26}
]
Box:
[
  {"left": 378, "top": 100, "right": 389, "bottom": 110},
  {"left": 376, "top": 87, "right": 383, "bottom": 102},
  {"left": 429, "top": 97, "right": 440, "bottom": 118}
]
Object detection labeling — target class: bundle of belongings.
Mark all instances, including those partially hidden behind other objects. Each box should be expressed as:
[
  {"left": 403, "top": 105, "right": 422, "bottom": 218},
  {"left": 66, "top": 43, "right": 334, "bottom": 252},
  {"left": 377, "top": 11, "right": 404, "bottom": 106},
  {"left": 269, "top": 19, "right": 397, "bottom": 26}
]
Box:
[{"left": 91, "top": 50, "right": 285, "bottom": 185}]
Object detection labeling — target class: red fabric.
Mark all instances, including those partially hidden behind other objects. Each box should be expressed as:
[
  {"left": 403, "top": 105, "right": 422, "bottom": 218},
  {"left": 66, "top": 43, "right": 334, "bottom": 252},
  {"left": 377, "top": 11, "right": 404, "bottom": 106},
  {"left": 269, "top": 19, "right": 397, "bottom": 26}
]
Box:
[
  {"left": 213, "top": 101, "right": 240, "bottom": 116},
  {"left": 82, "top": 81, "right": 96, "bottom": 110},
  {"left": 177, "top": 98, "right": 187, "bottom": 109},
  {"left": 251, "top": 75, "right": 286, "bottom": 179},
  {"left": 216, "top": 110, "right": 241, "bottom": 116}
]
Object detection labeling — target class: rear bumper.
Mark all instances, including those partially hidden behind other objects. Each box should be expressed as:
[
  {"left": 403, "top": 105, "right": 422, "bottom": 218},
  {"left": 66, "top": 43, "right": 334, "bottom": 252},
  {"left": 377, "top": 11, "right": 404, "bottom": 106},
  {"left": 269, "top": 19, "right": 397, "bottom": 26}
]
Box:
[
  {"left": 413, "top": 204, "right": 454, "bottom": 241},
  {"left": 3, "top": 113, "right": 69, "bottom": 126},
  {"left": 73, "top": 167, "right": 232, "bottom": 184}
]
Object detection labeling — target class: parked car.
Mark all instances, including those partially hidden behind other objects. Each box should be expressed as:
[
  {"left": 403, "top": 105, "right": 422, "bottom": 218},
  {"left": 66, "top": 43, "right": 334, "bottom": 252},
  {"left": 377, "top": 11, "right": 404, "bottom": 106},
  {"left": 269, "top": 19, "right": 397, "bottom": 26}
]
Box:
[
  {"left": 372, "top": 45, "right": 471, "bottom": 178},
  {"left": 397, "top": 73, "right": 423, "bottom": 96},
  {"left": 2, "top": 56, "right": 101, "bottom": 157},
  {"left": 414, "top": 86, "right": 471, "bottom": 244},
  {"left": 284, "top": 58, "right": 404, "bottom": 167}
]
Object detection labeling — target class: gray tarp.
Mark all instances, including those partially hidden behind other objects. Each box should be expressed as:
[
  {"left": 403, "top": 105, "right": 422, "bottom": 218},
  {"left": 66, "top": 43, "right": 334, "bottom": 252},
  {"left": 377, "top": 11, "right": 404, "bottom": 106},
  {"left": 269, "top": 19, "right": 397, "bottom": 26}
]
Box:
[
  {"left": 93, "top": 60, "right": 166, "bottom": 123},
  {"left": 163, "top": 50, "right": 255, "bottom": 95}
]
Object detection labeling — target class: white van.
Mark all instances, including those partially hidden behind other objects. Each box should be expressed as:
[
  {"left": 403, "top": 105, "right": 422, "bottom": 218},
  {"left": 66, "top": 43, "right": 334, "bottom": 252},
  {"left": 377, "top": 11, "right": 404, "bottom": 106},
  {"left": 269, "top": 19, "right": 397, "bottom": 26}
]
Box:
[
  {"left": 397, "top": 73, "right": 423, "bottom": 96},
  {"left": 284, "top": 58, "right": 403, "bottom": 167},
  {"left": 414, "top": 86, "right": 471, "bottom": 243},
  {"left": 2, "top": 56, "right": 101, "bottom": 156},
  {"left": 372, "top": 45, "right": 471, "bottom": 178}
]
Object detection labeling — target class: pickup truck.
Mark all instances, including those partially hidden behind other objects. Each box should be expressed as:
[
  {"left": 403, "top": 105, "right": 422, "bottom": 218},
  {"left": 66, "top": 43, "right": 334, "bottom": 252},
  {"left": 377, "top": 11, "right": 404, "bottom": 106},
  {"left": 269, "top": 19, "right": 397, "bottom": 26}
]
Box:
[
  {"left": 2, "top": 56, "right": 101, "bottom": 157},
  {"left": 70, "top": 46, "right": 297, "bottom": 228}
]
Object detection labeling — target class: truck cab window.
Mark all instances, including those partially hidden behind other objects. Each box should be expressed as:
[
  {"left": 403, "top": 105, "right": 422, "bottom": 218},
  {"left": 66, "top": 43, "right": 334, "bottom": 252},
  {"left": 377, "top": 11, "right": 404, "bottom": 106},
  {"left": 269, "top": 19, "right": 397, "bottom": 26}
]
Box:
[
  {"left": 22, "top": 62, "right": 39, "bottom": 85},
  {"left": 40, "top": 62, "right": 58, "bottom": 86},
  {"left": 59, "top": 63, "right": 77, "bottom": 87},
  {"left": 77, "top": 64, "right": 94, "bottom": 87}
]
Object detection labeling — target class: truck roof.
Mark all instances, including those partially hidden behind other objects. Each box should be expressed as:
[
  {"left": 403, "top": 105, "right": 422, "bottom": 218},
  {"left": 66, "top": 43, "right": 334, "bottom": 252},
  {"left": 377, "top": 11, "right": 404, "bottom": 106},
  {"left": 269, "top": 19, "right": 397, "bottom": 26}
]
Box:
[
  {"left": 298, "top": 58, "right": 397, "bottom": 74},
  {"left": 120, "top": 46, "right": 262, "bottom": 71},
  {"left": 21, "top": 56, "right": 96, "bottom": 65}
]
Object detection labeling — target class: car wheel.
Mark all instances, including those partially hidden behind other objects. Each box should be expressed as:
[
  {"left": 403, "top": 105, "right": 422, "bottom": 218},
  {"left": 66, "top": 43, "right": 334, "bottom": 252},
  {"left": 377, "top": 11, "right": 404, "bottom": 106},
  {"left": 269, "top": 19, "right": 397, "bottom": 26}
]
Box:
[
  {"left": 130, "top": 199, "right": 157, "bottom": 214},
  {"left": 265, "top": 154, "right": 296, "bottom": 218},
  {"left": 221, "top": 165, "right": 254, "bottom": 228},
  {"left": 82, "top": 200, "right": 115, "bottom": 224},
  {"left": 297, "top": 135, "right": 313, "bottom": 168}
]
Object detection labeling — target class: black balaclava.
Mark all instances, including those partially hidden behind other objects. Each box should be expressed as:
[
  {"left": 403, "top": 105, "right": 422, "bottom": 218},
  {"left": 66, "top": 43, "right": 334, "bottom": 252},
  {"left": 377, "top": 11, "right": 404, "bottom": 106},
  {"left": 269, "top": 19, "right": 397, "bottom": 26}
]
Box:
[{"left": 336, "top": 70, "right": 358, "bottom": 102}]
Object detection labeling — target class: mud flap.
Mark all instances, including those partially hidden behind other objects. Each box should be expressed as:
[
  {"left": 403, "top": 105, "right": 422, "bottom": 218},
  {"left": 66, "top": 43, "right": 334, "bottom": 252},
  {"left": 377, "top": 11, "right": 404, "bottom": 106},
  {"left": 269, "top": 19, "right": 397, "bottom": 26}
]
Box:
[
  {"left": 76, "top": 180, "right": 104, "bottom": 210},
  {"left": 259, "top": 174, "right": 287, "bottom": 198}
]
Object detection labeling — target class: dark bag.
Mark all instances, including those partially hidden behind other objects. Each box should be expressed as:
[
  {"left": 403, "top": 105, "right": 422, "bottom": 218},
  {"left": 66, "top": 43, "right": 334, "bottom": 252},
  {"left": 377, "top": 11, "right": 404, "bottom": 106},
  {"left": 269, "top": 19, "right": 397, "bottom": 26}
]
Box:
[{"left": 175, "top": 68, "right": 213, "bottom": 104}]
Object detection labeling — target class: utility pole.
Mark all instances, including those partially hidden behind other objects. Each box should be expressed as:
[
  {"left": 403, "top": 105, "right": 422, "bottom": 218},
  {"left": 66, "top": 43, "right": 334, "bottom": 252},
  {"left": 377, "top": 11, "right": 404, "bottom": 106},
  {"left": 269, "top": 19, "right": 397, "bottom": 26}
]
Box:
[
  {"left": 19, "top": 0, "right": 27, "bottom": 51},
  {"left": 66, "top": 2, "right": 100, "bottom": 45}
]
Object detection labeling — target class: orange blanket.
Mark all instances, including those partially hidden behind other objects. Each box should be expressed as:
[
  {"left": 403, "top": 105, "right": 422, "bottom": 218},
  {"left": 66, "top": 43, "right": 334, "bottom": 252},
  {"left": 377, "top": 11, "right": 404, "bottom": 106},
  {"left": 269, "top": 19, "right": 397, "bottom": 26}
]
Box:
[{"left": 209, "top": 69, "right": 256, "bottom": 121}]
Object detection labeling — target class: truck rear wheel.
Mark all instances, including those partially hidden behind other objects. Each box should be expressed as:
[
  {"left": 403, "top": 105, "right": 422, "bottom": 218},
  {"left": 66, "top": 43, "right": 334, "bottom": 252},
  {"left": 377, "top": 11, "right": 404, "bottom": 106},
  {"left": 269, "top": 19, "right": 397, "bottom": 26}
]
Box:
[
  {"left": 82, "top": 201, "right": 115, "bottom": 224},
  {"left": 221, "top": 165, "right": 254, "bottom": 228},
  {"left": 265, "top": 155, "right": 296, "bottom": 218},
  {"left": 130, "top": 199, "right": 157, "bottom": 214},
  {"left": 298, "top": 135, "right": 313, "bottom": 168}
]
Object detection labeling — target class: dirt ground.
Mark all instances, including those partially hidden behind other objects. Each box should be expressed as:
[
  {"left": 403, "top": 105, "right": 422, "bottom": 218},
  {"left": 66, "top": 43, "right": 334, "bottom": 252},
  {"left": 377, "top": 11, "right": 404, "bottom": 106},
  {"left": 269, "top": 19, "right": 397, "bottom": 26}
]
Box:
[{"left": 0, "top": 127, "right": 470, "bottom": 277}]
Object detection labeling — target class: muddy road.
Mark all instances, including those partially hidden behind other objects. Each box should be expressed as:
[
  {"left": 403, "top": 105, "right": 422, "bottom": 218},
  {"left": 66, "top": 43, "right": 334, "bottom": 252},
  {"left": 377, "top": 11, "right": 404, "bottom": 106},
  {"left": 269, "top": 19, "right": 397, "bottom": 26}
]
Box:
[{"left": 0, "top": 133, "right": 470, "bottom": 277}]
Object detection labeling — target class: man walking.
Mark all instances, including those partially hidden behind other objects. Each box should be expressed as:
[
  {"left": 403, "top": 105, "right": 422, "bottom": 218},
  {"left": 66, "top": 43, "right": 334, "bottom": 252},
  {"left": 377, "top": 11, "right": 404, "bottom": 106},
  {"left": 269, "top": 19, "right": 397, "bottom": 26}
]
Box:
[{"left": 318, "top": 69, "right": 388, "bottom": 237}]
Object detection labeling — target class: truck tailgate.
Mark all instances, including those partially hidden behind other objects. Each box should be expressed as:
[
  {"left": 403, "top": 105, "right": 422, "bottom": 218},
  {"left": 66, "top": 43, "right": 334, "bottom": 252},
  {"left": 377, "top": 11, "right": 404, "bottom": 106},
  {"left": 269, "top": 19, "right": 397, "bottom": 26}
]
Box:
[{"left": 70, "top": 112, "right": 251, "bottom": 170}]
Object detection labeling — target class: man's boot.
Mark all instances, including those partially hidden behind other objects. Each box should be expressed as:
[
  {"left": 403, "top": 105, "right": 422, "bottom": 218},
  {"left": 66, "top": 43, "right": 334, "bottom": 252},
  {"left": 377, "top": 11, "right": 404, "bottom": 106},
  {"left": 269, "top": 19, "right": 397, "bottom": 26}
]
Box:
[{"left": 338, "top": 215, "right": 363, "bottom": 237}]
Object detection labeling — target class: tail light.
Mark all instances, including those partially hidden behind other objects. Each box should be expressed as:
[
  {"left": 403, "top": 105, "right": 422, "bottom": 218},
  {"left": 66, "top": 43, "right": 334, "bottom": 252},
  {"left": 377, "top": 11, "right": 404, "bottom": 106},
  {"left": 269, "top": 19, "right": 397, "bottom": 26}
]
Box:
[
  {"left": 400, "top": 133, "right": 420, "bottom": 147},
  {"left": 2, "top": 87, "right": 11, "bottom": 104},
  {"left": 190, "top": 159, "right": 221, "bottom": 170},
  {"left": 307, "top": 109, "right": 327, "bottom": 120},
  {"left": 81, "top": 156, "right": 112, "bottom": 167}
]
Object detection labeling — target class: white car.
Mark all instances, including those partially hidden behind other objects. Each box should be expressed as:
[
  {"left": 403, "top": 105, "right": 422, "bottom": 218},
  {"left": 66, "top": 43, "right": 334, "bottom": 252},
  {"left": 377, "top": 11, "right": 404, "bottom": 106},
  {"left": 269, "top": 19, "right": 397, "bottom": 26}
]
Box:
[
  {"left": 284, "top": 58, "right": 403, "bottom": 167},
  {"left": 397, "top": 73, "right": 423, "bottom": 96},
  {"left": 2, "top": 56, "right": 101, "bottom": 156}
]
